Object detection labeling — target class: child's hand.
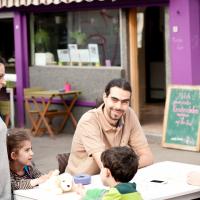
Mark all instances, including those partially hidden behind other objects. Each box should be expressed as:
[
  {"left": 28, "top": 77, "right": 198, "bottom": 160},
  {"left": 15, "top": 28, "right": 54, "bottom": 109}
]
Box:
[
  {"left": 187, "top": 171, "right": 200, "bottom": 186},
  {"left": 30, "top": 174, "right": 50, "bottom": 187},
  {"left": 38, "top": 174, "right": 50, "bottom": 184},
  {"left": 46, "top": 169, "right": 60, "bottom": 178},
  {"left": 74, "top": 184, "right": 86, "bottom": 197}
]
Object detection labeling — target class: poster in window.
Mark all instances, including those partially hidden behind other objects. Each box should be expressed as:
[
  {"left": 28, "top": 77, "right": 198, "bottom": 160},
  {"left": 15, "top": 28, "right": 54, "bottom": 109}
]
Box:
[
  {"left": 88, "top": 44, "right": 100, "bottom": 63},
  {"left": 79, "top": 49, "right": 90, "bottom": 63},
  {"left": 68, "top": 44, "right": 80, "bottom": 63},
  {"left": 57, "top": 49, "right": 70, "bottom": 63},
  {"left": 68, "top": 44, "right": 78, "bottom": 51}
]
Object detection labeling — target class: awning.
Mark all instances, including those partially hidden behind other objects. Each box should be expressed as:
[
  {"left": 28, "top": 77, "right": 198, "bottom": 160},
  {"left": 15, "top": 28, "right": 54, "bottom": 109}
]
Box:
[{"left": 0, "top": 0, "right": 115, "bottom": 8}]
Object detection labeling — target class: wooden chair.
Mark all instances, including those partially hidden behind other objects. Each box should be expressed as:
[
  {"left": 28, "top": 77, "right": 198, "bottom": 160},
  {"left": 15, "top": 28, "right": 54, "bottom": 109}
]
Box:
[
  {"left": 24, "top": 87, "right": 60, "bottom": 136},
  {"left": 0, "top": 100, "right": 10, "bottom": 127},
  {"left": 56, "top": 153, "right": 70, "bottom": 174},
  {"left": 24, "top": 87, "right": 46, "bottom": 136}
]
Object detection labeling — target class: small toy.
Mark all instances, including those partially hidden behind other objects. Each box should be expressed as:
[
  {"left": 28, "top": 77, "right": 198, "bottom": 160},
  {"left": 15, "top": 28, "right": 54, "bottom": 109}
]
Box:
[{"left": 39, "top": 172, "right": 74, "bottom": 195}]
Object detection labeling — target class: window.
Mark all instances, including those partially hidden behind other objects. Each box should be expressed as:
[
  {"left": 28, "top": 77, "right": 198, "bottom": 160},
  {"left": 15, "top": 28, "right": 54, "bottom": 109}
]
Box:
[{"left": 31, "top": 9, "right": 121, "bottom": 67}]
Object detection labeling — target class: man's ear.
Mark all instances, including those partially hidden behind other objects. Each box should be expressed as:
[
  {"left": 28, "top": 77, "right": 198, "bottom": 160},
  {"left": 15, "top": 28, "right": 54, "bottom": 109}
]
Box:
[{"left": 11, "top": 152, "right": 17, "bottom": 160}]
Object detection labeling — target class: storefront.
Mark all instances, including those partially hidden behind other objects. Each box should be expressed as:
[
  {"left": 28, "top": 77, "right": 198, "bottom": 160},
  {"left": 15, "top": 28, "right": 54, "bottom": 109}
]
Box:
[{"left": 0, "top": 0, "right": 199, "bottom": 130}]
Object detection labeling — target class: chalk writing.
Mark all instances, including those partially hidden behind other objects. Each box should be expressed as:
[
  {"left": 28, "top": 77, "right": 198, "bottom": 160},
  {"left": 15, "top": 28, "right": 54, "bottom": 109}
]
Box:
[{"left": 163, "top": 86, "right": 200, "bottom": 151}]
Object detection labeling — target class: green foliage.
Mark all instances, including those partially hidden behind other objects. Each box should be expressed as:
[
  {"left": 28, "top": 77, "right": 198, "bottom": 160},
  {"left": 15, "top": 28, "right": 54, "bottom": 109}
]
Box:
[
  {"left": 69, "top": 31, "right": 87, "bottom": 46},
  {"left": 35, "top": 29, "right": 50, "bottom": 52}
]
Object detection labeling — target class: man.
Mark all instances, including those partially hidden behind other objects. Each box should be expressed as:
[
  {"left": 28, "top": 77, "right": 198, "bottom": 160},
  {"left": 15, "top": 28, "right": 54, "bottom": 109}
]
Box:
[
  {"left": 66, "top": 78, "right": 153, "bottom": 175},
  {"left": 0, "top": 61, "right": 11, "bottom": 199}
]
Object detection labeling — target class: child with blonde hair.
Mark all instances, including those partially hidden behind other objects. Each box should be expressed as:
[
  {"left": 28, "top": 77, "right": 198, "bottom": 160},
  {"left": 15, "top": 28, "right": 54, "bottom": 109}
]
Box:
[{"left": 7, "top": 129, "right": 55, "bottom": 190}]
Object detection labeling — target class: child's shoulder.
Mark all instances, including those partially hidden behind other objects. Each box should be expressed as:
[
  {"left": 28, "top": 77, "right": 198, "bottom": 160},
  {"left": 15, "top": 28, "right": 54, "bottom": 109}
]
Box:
[
  {"left": 104, "top": 183, "right": 142, "bottom": 200},
  {"left": 115, "top": 182, "right": 137, "bottom": 194}
]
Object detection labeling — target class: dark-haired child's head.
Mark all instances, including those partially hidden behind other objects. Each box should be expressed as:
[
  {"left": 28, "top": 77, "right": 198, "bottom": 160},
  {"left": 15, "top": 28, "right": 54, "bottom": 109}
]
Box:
[
  {"left": 7, "top": 129, "right": 33, "bottom": 165},
  {"left": 100, "top": 146, "right": 138, "bottom": 183}
]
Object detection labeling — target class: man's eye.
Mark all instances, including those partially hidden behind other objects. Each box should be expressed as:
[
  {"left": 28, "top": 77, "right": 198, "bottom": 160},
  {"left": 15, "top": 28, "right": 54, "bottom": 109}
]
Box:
[
  {"left": 122, "top": 100, "right": 129, "bottom": 104},
  {"left": 111, "top": 98, "right": 118, "bottom": 102}
]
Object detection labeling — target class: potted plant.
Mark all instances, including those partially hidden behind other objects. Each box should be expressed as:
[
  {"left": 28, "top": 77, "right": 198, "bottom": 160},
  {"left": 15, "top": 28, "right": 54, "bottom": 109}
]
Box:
[
  {"left": 69, "top": 31, "right": 87, "bottom": 47},
  {"left": 34, "top": 29, "right": 51, "bottom": 65},
  {"left": 35, "top": 28, "right": 50, "bottom": 52}
]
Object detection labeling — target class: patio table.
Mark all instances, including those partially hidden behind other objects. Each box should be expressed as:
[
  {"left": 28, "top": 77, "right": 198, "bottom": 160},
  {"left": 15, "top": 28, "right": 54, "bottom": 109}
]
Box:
[{"left": 24, "top": 89, "right": 81, "bottom": 137}]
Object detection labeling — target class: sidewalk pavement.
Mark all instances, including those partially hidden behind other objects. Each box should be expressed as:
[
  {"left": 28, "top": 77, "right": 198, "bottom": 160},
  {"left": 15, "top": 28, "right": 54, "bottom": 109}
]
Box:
[{"left": 31, "top": 132, "right": 200, "bottom": 173}]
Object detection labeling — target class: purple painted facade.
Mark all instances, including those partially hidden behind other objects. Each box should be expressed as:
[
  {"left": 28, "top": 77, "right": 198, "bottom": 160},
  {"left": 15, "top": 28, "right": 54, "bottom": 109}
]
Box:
[
  {"left": 169, "top": 0, "right": 200, "bottom": 84},
  {"left": 14, "top": 12, "right": 28, "bottom": 127},
  {"left": 1, "top": 0, "right": 199, "bottom": 126}
]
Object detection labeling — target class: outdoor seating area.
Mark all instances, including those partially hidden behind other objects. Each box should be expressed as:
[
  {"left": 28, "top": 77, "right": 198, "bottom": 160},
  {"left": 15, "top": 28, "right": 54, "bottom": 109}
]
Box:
[
  {"left": 24, "top": 87, "right": 81, "bottom": 137},
  {"left": 13, "top": 161, "right": 200, "bottom": 200}
]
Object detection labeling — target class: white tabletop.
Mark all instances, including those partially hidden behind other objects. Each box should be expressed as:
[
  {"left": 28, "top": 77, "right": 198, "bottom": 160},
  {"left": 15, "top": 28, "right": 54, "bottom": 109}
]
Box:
[
  {"left": 133, "top": 161, "right": 200, "bottom": 200},
  {"left": 14, "top": 161, "right": 200, "bottom": 200}
]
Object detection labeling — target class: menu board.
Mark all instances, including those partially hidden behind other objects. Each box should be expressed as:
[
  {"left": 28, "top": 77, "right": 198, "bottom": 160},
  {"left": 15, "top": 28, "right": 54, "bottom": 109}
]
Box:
[{"left": 162, "top": 85, "right": 200, "bottom": 151}]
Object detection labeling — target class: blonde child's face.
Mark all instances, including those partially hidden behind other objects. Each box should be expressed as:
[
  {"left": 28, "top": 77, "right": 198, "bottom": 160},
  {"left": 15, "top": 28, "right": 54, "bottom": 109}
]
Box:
[{"left": 14, "top": 140, "right": 34, "bottom": 166}]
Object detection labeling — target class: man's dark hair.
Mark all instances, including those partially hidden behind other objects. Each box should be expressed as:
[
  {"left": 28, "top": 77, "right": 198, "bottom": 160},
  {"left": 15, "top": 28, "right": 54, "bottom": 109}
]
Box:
[
  {"left": 101, "top": 146, "right": 138, "bottom": 182},
  {"left": 104, "top": 78, "right": 132, "bottom": 97},
  {"left": 0, "top": 57, "right": 6, "bottom": 65}
]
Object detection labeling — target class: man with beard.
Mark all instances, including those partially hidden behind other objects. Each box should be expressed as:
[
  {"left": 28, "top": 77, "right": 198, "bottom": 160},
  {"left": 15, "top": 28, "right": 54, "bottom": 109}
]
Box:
[{"left": 66, "top": 79, "right": 153, "bottom": 175}]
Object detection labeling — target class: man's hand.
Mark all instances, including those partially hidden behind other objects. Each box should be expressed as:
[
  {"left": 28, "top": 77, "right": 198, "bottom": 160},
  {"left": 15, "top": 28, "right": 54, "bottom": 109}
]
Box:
[
  {"left": 92, "top": 152, "right": 103, "bottom": 169},
  {"left": 136, "top": 147, "right": 154, "bottom": 168}
]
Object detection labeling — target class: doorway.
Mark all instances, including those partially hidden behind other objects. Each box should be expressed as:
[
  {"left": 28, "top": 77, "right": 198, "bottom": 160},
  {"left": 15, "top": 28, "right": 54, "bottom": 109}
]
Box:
[
  {"left": 139, "top": 7, "right": 166, "bottom": 134},
  {"left": 0, "top": 13, "right": 15, "bottom": 127},
  {"left": 0, "top": 17, "right": 15, "bottom": 73}
]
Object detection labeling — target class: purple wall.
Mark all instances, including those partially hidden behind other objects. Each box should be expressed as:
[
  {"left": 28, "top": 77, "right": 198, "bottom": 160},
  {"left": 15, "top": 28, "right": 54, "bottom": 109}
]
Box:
[
  {"left": 14, "top": 12, "right": 29, "bottom": 127},
  {"left": 169, "top": 0, "right": 200, "bottom": 85},
  {"left": 190, "top": 1, "right": 200, "bottom": 84}
]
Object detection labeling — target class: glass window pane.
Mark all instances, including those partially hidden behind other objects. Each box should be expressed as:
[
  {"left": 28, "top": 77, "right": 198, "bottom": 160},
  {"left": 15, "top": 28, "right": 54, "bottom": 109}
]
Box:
[{"left": 33, "top": 9, "right": 121, "bottom": 67}]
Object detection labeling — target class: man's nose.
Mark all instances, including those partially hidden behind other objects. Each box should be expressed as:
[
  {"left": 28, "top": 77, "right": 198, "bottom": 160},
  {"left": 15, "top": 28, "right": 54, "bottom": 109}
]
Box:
[{"left": 115, "top": 101, "right": 122, "bottom": 109}]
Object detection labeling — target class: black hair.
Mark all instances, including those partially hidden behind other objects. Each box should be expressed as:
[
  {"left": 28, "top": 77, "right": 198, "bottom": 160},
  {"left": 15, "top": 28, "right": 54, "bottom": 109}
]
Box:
[
  {"left": 0, "top": 57, "right": 6, "bottom": 65},
  {"left": 101, "top": 146, "right": 138, "bottom": 182},
  {"left": 104, "top": 78, "right": 132, "bottom": 97},
  {"left": 95, "top": 78, "right": 132, "bottom": 108}
]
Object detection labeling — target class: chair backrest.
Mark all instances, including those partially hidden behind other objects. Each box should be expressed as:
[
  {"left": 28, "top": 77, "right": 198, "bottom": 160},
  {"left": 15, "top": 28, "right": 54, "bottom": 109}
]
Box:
[
  {"left": 24, "top": 87, "right": 44, "bottom": 98},
  {"left": 56, "top": 153, "right": 70, "bottom": 174},
  {"left": 0, "top": 101, "right": 10, "bottom": 115}
]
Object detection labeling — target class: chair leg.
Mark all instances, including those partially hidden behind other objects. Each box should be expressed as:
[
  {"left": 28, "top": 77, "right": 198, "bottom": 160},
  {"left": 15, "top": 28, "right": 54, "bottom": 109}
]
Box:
[{"left": 5, "top": 114, "right": 10, "bottom": 127}]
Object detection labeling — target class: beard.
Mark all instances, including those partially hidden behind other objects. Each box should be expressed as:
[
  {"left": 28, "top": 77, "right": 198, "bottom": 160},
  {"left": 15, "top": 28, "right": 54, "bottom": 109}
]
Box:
[{"left": 109, "top": 108, "right": 124, "bottom": 120}]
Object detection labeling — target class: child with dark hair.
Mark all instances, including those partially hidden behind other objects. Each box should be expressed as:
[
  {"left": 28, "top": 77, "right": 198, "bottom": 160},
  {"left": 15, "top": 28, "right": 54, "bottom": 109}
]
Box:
[
  {"left": 77, "top": 146, "right": 142, "bottom": 200},
  {"left": 7, "top": 129, "right": 55, "bottom": 190}
]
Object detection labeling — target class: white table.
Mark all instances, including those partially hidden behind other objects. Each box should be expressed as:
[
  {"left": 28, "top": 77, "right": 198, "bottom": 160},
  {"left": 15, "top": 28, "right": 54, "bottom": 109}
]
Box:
[{"left": 13, "top": 161, "right": 200, "bottom": 200}]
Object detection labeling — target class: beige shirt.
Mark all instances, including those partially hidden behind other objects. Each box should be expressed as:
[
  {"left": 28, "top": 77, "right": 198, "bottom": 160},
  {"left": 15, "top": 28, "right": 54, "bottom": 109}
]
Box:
[{"left": 66, "top": 104, "right": 148, "bottom": 175}]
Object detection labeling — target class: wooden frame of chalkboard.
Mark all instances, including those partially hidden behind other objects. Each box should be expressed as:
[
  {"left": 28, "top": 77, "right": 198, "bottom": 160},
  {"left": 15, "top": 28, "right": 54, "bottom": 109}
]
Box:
[{"left": 162, "top": 85, "right": 200, "bottom": 151}]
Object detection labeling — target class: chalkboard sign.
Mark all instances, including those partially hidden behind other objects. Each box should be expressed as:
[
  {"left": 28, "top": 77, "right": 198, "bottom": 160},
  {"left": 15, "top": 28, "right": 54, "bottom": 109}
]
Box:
[{"left": 162, "top": 85, "right": 200, "bottom": 151}]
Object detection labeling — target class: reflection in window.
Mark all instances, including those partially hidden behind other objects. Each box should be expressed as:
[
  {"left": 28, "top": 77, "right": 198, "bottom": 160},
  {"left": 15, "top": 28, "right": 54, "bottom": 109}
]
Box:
[{"left": 32, "top": 9, "right": 120, "bottom": 67}]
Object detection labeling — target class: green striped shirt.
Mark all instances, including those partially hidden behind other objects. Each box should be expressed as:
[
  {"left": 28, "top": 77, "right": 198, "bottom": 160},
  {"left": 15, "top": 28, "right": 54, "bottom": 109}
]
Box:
[{"left": 83, "top": 182, "right": 143, "bottom": 200}]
